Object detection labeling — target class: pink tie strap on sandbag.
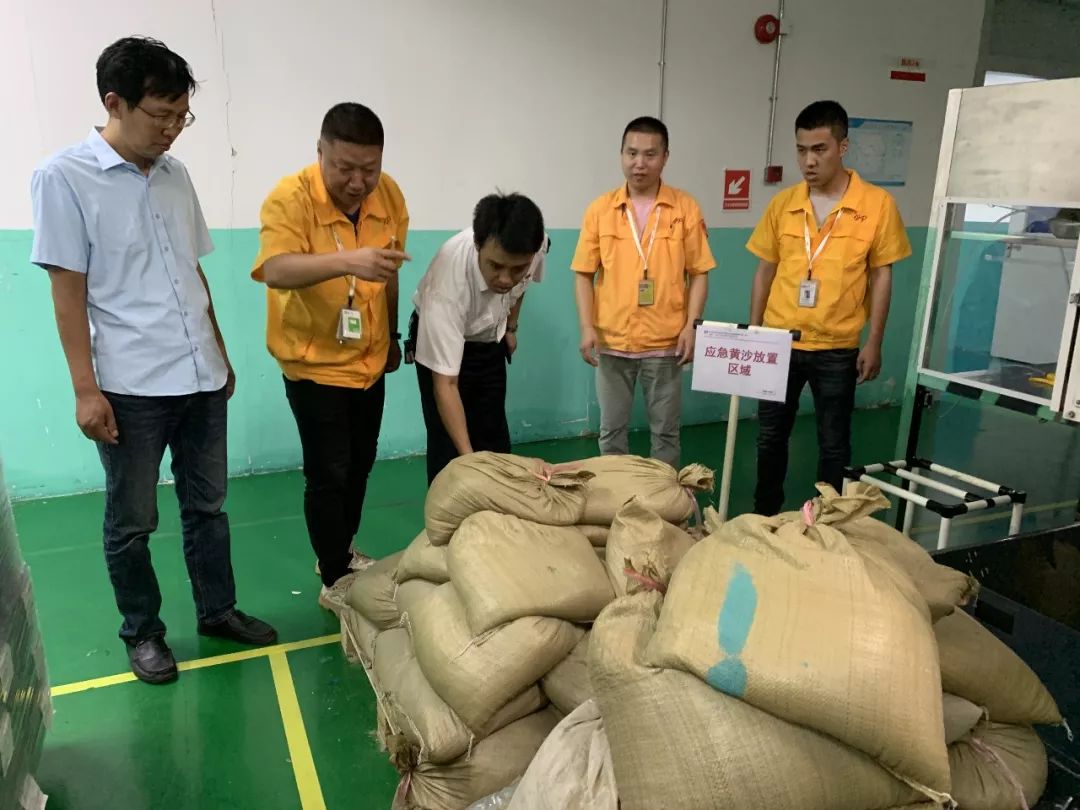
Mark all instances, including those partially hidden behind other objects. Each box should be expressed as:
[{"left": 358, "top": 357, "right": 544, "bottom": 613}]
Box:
[
  {"left": 532, "top": 464, "right": 554, "bottom": 484},
  {"left": 969, "top": 735, "right": 1030, "bottom": 810},
  {"left": 394, "top": 770, "right": 413, "bottom": 806},
  {"left": 623, "top": 567, "right": 667, "bottom": 594},
  {"left": 532, "top": 460, "right": 586, "bottom": 484}
]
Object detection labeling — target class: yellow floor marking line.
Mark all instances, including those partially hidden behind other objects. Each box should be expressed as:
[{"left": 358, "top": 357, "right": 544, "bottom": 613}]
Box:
[
  {"left": 51, "top": 633, "right": 341, "bottom": 696},
  {"left": 270, "top": 651, "right": 327, "bottom": 810}
]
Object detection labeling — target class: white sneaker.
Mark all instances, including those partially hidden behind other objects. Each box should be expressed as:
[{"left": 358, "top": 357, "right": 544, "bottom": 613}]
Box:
[
  {"left": 350, "top": 551, "right": 376, "bottom": 571},
  {"left": 318, "top": 570, "right": 362, "bottom": 613}
]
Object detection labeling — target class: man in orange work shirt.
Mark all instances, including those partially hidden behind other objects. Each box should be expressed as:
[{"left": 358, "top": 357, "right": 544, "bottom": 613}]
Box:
[
  {"left": 252, "top": 103, "right": 409, "bottom": 606},
  {"left": 572, "top": 117, "right": 715, "bottom": 467},
  {"left": 747, "top": 101, "right": 911, "bottom": 515}
]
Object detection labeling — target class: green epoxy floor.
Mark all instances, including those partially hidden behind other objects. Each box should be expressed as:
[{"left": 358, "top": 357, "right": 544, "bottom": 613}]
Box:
[{"left": 14, "top": 406, "right": 1078, "bottom": 808}]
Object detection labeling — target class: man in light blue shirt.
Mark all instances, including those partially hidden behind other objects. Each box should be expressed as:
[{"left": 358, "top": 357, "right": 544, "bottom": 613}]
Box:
[{"left": 30, "top": 36, "right": 276, "bottom": 685}]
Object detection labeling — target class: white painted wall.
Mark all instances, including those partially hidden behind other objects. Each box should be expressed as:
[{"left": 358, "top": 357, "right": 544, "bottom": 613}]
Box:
[
  {"left": 1, "top": 0, "right": 984, "bottom": 231},
  {"left": 663, "top": 0, "right": 985, "bottom": 228}
]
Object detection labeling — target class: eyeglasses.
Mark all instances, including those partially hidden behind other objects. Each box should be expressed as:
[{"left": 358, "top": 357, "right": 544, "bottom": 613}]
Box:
[{"left": 136, "top": 105, "right": 196, "bottom": 130}]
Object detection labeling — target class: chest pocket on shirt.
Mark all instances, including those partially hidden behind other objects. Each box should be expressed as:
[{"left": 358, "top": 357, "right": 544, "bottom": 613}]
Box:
[
  {"left": 778, "top": 218, "right": 809, "bottom": 265},
  {"left": 831, "top": 218, "right": 876, "bottom": 274},
  {"left": 653, "top": 221, "right": 686, "bottom": 273},
  {"left": 361, "top": 218, "right": 397, "bottom": 250},
  {"left": 597, "top": 221, "right": 626, "bottom": 272}
]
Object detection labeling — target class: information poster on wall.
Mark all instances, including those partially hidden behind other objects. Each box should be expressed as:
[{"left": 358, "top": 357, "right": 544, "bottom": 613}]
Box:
[
  {"left": 691, "top": 324, "right": 792, "bottom": 403},
  {"left": 846, "top": 118, "right": 913, "bottom": 187}
]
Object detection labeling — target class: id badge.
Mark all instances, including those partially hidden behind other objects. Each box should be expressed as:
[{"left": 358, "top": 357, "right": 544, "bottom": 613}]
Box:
[
  {"left": 798, "top": 279, "right": 820, "bottom": 308},
  {"left": 638, "top": 279, "right": 655, "bottom": 307},
  {"left": 337, "top": 308, "right": 363, "bottom": 341}
]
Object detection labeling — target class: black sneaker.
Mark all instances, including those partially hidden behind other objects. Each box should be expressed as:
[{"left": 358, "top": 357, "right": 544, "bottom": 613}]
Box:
[
  {"left": 126, "top": 637, "right": 179, "bottom": 685},
  {"left": 197, "top": 610, "right": 278, "bottom": 646}
]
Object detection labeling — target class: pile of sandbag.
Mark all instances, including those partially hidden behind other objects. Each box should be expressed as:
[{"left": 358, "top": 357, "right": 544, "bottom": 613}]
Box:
[
  {"left": 334, "top": 452, "right": 713, "bottom": 810},
  {"left": 0, "top": 459, "right": 51, "bottom": 810},
  {"left": 577, "top": 482, "right": 1061, "bottom": 810}
]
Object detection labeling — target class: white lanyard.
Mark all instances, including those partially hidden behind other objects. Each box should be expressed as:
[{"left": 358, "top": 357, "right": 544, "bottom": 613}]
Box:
[
  {"left": 331, "top": 226, "right": 356, "bottom": 304},
  {"left": 625, "top": 203, "right": 660, "bottom": 278},
  {"left": 803, "top": 208, "right": 843, "bottom": 279}
]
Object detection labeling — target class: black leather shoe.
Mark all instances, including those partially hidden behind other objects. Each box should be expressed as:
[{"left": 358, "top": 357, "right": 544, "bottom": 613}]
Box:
[
  {"left": 126, "top": 637, "right": 178, "bottom": 685},
  {"left": 197, "top": 610, "right": 278, "bottom": 646}
]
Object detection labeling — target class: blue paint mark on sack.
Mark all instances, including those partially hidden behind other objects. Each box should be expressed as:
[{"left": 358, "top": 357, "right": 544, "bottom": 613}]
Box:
[{"left": 705, "top": 562, "right": 758, "bottom": 697}]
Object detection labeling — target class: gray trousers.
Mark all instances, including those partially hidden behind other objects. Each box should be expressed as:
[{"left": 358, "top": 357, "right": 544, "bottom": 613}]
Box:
[{"left": 596, "top": 354, "right": 683, "bottom": 468}]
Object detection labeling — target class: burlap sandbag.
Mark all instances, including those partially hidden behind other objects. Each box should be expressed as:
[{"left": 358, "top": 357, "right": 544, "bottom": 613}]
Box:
[
  {"left": 397, "top": 579, "right": 438, "bottom": 622},
  {"left": 949, "top": 723, "right": 1048, "bottom": 809},
  {"left": 374, "top": 628, "right": 474, "bottom": 764},
  {"left": 394, "top": 709, "right": 561, "bottom": 810},
  {"left": 578, "top": 525, "right": 609, "bottom": 547},
  {"left": 507, "top": 699, "right": 617, "bottom": 810},
  {"left": 396, "top": 531, "right": 450, "bottom": 584},
  {"left": 943, "top": 693, "right": 985, "bottom": 745},
  {"left": 541, "top": 634, "right": 591, "bottom": 715},
  {"left": 644, "top": 513, "right": 950, "bottom": 794},
  {"left": 425, "top": 453, "right": 593, "bottom": 546},
  {"left": 935, "top": 609, "right": 1061, "bottom": 725},
  {"left": 411, "top": 583, "right": 584, "bottom": 732},
  {"left": 345, "top": 551, "right": 405, "bottom": 629},
  {"left": 448, "top": 513, "right": 614, "bottom": 634},
  {"left": 373, "top": 629, "right": 547, "bottom": 766},
  {"left": 605, "top": 500, "right": 695, "bottom": 597},
  {"left": 793, "top": 483, "right": 979, "bottom": 620},
  {"left": 577, "top": 455, "right": 713, "bottom": 526},
  {"left": 590, "top": 593, "right": 928, "bottom": 810},
  {"left": 339, "top": 604, "right": 380, "bottom": 667}
]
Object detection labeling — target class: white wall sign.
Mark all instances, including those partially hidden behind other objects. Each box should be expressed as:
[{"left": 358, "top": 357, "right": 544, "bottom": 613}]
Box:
[{"left": 691, "top": 324, "right": 793, "bottom": 403}]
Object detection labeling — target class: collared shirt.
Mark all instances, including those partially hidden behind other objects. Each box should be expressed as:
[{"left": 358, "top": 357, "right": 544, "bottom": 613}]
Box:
[
  {"left": 30, "top": 128, "right": 225, "bottom": 396},
  {"left": 252, "top": 164, "right": 409, "bottom": 389},
  {"left": 747, "top": 169, "right": 912, "bottom": 350},
  {"left": 571, "top": 182, "right": 716, "bottom": 354},
  {"left": 413, "top": 228, "right": 546, "bottom": 376}
]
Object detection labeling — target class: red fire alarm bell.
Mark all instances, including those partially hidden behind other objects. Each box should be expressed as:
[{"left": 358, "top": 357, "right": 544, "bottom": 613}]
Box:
[{"left": 755, "top": 14, "right": 780, "bottom": 44}]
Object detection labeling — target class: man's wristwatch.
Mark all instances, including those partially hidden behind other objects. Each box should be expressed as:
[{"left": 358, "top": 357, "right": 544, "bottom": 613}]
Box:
[
  {"left": 390, "top": 331, "right": 402, "bottom": 340},
  {"left": 505, "top": 325, "right": 518, "bottom": 334}
]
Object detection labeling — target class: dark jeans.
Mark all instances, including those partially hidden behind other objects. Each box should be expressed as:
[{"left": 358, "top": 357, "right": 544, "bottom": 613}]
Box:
[
  {"left": 283, "top": 376, "right": 386, "bottom": 586},
  {"left": 98, "top": 388, "right": 236, "bottom": 645},
  {"left": 754, "top": 348, "right": 858, "bottom": 516},
  {"left": 412, "top": 312, "right": 511, "bottom": 486}
]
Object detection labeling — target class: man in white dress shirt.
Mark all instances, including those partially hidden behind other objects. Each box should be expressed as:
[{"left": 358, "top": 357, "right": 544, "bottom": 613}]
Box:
[{"left": 407, "top": 193, "right": 548, "bottom": 484}]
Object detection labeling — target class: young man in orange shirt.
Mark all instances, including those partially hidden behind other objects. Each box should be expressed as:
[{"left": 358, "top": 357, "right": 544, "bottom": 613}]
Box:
[
  {"left": 572, "top": 117, "right": 715, "bottom": 467},
  {"left": 747, "top": 101, "right": 911, "bottom": 515},
  {"left": 252, "top": 103, "right": 409, "bottom": 605}
]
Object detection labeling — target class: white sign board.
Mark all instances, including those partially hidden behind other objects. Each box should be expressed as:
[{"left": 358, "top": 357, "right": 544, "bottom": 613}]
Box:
[{"left": 691, "top": 324, "right": 792, "bottom": 402}]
